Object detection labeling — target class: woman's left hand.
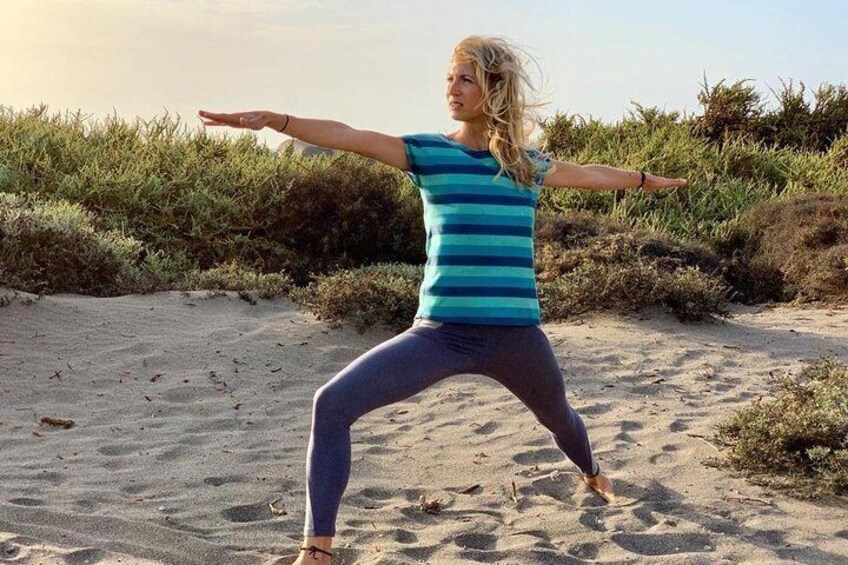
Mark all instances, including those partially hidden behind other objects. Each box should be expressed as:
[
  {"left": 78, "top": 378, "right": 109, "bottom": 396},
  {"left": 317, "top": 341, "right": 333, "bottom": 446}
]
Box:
[{"left": 640, "top": 173, "right": 687, "bottom": 193}]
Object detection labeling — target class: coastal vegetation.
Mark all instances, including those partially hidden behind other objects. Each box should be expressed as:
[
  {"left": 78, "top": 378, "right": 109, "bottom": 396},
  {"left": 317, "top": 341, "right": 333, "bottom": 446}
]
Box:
[
  {"left": 1, "top": 77, "right": 847, "bottom": 329},
  {"left": 714, "top": 357, "right": 848, "bottom": 498}
]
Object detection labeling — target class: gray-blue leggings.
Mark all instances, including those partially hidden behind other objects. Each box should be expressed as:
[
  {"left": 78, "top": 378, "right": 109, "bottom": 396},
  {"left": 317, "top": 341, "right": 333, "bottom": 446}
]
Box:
[{"left": 303, "top": 319, "right": 598, "bottom": 536}]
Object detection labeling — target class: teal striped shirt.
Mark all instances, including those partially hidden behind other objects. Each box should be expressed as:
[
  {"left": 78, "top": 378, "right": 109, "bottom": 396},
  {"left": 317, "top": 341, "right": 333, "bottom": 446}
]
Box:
[{"left": 402, "top": 133, "right": 552, "bottom": 326}]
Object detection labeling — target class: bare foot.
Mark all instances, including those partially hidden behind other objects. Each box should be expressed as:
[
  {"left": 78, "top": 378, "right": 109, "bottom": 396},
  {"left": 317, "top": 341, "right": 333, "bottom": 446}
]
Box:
[{"left": 582, "top": 472, "right": 616, "bottom": 503}]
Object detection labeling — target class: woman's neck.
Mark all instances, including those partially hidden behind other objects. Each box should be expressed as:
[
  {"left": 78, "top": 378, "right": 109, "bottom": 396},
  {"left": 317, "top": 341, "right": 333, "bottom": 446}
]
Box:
[{"left": 450, "top": 122, "right": 489, "bottom": 151}]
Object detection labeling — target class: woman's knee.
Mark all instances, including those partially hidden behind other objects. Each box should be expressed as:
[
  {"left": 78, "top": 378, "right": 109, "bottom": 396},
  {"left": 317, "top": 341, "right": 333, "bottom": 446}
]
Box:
[{"left": 311, "top": 382, "right": 357, "bottom": 432}]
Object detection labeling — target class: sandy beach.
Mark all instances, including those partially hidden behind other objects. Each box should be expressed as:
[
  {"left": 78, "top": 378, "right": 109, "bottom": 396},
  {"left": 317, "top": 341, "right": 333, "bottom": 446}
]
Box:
[{"left": 2, "top": 287, "right": 847, "bottom": 564}]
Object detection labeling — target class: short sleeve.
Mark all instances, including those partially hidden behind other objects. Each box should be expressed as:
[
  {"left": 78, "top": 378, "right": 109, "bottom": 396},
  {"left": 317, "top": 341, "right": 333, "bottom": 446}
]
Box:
[
  {"left": 528, "top": 148, "right": 552, "bottom": 186},
  {"left": 401, "top": 134, "right": 424, "bottom": 188}
]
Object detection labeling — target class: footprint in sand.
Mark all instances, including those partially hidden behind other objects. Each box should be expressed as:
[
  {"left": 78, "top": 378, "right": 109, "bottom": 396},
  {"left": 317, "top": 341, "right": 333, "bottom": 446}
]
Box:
[
  {"left": 649, "top": 444, "right": 680, "bottom": 465},
  {"left": 98, "top": 444, "right": 140, "bottom": 456},
  {"left": 616, "top": 420, "right": 645, "bottom": 443},
  {"left": 363, "top": 445, "right": 398, "bottom": 455},
  {"left": 155, "top": 446, "right": 191, "bottom": 463},
  {"left": 0, "top": 540, "right": 20, "bottom": 559},
  {"left": 392, "top": 529, "right": 418, "bottom": 544},
  {"left": 669, "top": 419, "right": 689, "bottom": 432},
  {"left": 159, "top": 385, "right": 215, "bottom": 404},
  {"left": 567, "top": 542, "right": 599, "bottom": 559},
  {"left": 221, "top": 502, "right": 269, "bottom": 523},
  {"left": 64, "top": 548, "right": 108, "bottom": 565},
  {"left": 512, "top": 447, "right": 562, "bottom": 465},
  {"left": 359, "top": 431, "right": 401, "bottom": 444},
  {"left": 29, "top": 471, "right": 64, "bottom": 484},
  {"left": 579, "top": 402, "right": 615, "bottom": 416},
  {"left": 530, "top": 475, "right": 575, "bottom": 504},
  {"left": 632, "top": 505, "right": 660, "bottom": 528},
  {"left": 453, "top": 532, "right": 497, "bottom": 550},
  {"left": 203, "top": 475, "right": 246, "bottom": 487},
  {"left": 472, "top": 421, "right": 499, "bottom": 435},
  {"left": 8, "top": 498, "right": 45, "bottom": 506},
  {"left": 611, "top": 532, "right": 714, "bottom": 555},
  {"left": 511, "top": 529, "right": 551, "bottom": 542},
  {"left": 120, "top": 483, "right": 146, "bottom": 495},
  {"left": 176, "top": 433, "right": 216, "bottom": 446},
  {"left": 358, "top": 486, "right": 395, "bottom": 501},
  {"left": 621, "top": 421, "right": 644, "bottom": 432},
  {"left": 184, "top": 418, "right": 240, "bottom": 433},
  {"left": 398, "top": 544, "right": 441, "bottom": 562},
  {"left": 578, "top": 509, "right": 607, "bottom": 532}
]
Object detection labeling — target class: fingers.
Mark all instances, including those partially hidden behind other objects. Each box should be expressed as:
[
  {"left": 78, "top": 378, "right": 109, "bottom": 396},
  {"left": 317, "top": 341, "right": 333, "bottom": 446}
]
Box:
[
  {"left": 659, "top": 176, "right": 686, "bottom": 187},
  {"left": 198, "top": 110, "right": 222, "bottom": 122},
  {"left": 655, "top": 177, "right": 687, "bottom": 190},
  {"left": 198, "top": 110, "right": 265, "bottom": 131},
  {"left": 640, "top": 176, "right": 687, "bottom": 194},
  {"left": 198, "top": 110, "right": 240, "bottom": 128}
]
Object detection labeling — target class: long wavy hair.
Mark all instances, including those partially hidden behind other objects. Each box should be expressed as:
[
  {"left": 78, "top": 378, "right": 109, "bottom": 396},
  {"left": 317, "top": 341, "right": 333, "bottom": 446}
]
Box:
[{"left": 450, "top": 35, "right": 550, "bottom": 189}]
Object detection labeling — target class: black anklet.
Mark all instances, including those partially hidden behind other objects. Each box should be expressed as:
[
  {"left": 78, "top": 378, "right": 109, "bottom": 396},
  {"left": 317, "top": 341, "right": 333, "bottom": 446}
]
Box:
[{"left": 300, "top": 545, "right": 333, "bottom": 559}]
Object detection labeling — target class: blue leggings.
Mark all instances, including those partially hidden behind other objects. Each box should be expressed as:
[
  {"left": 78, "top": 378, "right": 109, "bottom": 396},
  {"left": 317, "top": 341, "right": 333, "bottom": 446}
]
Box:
[{"left": 303, "top": 319, "right": 598, "bottom": 536}]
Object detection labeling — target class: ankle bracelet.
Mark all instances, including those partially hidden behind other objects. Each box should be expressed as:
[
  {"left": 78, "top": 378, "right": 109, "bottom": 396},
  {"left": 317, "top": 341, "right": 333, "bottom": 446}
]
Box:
[{"left": 300, "top": 545, "right": 333, "bottom": 559}]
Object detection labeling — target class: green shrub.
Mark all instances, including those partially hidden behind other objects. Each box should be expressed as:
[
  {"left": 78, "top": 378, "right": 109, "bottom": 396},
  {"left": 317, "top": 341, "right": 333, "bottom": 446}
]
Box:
[
  {"left": 829, "top": 133, "right": 848, "bottom": 170},
  {"left": 692, "top": 77, "right": 765, "bottom": 148},
  {"left": 288, "top": 262, "right": 422, "bottom": 333},
  {"left": 718, "top": 137, "right": 791, "bottom": 189},
  {"left": 534, "top": 213, "right": 728, "bottom": 320},
  {"left": 538, "top": 229, "right": 722, "bottom": 279},
  {"left": 809, "top": 83, "right": 848, "bottom": 151},
  {"left": 4, "top": 88, "right": 848, "bottom": 309},
  {"left": 756, "top": 78, "right": 813, "bottom": 150},
  {"left": 538, "top": 112, "right": 602, "bottom": 156},
  {"left": 714, "top": 358, "right": 848, "bottom": 498},
  {"left": 0, "top": 105, "right": 424, "bottom": 286},
  {"left": 539, "top": 259, "right": 728, "bottom": 322},
  {"left": 0, "top": 192, "right": 169, "bottom": 295},
  {"left": 714, "top": 194, "right": 848, "bottom": 303},
  {"left": 179, "top": 260, "right": 294, "bottom": 301},
  {"left": 535, "top": 209, "right": 626, "bottom": 248},
  {"left": 690, "top": 77, "right": 848, "bottom": 153},
  {"left": 660, "top": 266, "right": 731, "bottom": 321},
  {"left": 267, "top": 153, "right": 424, "bottom": 284}
]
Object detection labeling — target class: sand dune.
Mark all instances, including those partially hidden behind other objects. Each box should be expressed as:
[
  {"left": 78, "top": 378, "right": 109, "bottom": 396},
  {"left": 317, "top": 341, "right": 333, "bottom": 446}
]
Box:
[{"left": 1, "top": 288, "right": 847, "bottom": 564}]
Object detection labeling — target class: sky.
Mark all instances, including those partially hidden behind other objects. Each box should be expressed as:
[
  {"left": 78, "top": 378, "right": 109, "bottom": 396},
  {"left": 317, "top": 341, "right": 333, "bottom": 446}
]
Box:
[{"left": 3, "top": 0, "right": 846, "bottom": 149}]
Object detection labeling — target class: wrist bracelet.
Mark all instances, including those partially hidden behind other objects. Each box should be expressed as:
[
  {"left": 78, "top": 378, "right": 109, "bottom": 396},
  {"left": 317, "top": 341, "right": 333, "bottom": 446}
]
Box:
[
  {"left": 278, "top": 114, "right": 290, "bottom": 133},
  {"left": 637, "top": 171, "right": 646, "bottom": 189}
]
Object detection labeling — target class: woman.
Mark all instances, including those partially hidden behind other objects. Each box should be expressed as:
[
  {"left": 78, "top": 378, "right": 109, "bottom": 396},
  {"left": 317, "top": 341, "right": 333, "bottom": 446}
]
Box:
[{"left": 200, "top": 35, "right": 686, "bottom": 564}]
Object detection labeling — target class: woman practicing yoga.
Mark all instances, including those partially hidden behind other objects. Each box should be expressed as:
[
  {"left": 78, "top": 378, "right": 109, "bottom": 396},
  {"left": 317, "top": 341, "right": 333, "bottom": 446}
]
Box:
[{"left": 199, "top": 35, "right": 686, "bottom": 564}]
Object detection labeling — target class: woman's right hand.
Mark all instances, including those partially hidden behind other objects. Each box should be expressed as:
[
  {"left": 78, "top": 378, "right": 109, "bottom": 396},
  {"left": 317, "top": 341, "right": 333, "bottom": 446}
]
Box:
[{"left": 198, "top": 110, "right": 272, "bottom": 131}]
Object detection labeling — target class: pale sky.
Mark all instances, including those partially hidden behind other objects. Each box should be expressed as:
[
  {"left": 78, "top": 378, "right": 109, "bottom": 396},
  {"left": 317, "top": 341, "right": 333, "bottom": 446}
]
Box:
[{"left": 3, "top": 0, "right": 846, "bottom": 149}]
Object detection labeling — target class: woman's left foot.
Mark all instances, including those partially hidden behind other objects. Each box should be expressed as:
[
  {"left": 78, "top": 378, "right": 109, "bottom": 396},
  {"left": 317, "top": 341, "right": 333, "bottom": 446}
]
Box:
[{"left": 582, "top": 472, "right": 615, "bottom": 503}]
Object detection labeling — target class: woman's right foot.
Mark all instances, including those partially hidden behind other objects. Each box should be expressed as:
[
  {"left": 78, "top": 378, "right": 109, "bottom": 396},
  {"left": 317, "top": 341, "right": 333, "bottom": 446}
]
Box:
[{"left": 582, "top": 472, "right": 616, "bottom": 503}]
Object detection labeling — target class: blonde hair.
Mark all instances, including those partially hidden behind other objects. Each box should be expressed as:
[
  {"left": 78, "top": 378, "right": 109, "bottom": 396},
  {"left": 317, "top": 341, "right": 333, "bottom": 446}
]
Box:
[{"left": 451, "top": 35, "right": 550, "bottom": 189}]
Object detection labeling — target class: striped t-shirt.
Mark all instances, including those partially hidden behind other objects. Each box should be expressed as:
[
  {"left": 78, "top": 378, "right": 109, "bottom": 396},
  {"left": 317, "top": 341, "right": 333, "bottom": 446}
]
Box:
[{"left": 401, "top": 133, "right": 552, "bottom": 326}]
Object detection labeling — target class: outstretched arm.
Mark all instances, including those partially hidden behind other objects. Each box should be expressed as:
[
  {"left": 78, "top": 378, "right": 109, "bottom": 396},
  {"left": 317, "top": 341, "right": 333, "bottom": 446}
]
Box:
[
  {"left": 197, "top": 110, "right": 410, "bottom": 171},
  {"left": 541, "top": 160, "right": 687, "bottom": 193}
]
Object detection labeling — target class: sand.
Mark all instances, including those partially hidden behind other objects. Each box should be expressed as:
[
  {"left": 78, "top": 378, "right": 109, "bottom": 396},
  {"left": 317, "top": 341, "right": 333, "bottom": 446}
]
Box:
[{"left": 1, "top": 287, "right": 847, "bottom": 564}]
